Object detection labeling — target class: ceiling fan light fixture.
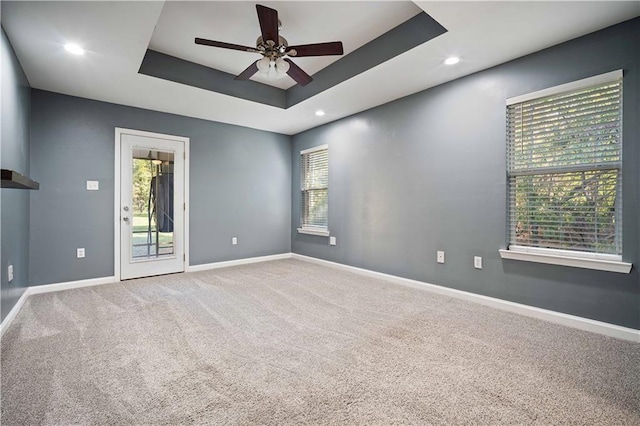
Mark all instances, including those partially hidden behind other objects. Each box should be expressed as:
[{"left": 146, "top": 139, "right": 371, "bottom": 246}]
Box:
[
  {"left": 275, "top": 58, "right": 289, "bottom": 75},
  {"left": 257, "top": 57, "right": 271, "bottom": 73}
]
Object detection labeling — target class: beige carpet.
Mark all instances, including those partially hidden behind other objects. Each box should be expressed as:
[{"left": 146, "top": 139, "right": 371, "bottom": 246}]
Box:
[{"left": 1, "top": 259, "right": 639, "bottom": 425}]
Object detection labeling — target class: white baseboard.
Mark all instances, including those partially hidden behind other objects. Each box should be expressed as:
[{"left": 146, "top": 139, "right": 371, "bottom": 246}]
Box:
[
  {"left": 187, "top": 253, "right": 292, "bottom": 272},
  {"left": 0, "top": 253, "right": 292, "bottom": 336},
  {"left": 0, "top": 288, "right": 30, "bottom": 337},
  {"left": 3, "top": 254, "right": 638, "bottom": 343},
  {"left": 292, "top": 254, "right": 640, "bottom": 343},
  {"left": 28, "top": 276, "right": 117, "bottom": 295}
]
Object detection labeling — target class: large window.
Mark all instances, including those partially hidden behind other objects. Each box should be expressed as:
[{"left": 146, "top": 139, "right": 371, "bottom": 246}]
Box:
[
  {"left": 502, "top": 71, "right": 630, "bottom": 273},
  {"left": 298, "top": 145, "right": 329, "bottom": 236}
]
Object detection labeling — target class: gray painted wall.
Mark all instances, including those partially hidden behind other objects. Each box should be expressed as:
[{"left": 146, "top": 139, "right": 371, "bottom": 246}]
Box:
[
  {"left": 29, "top": 90, "right": 291, "bottom": 286},
  {"left": 291, "top": 18, "right": 640, "bottom": 329},
  {"left": 1, "top": 28, "right": 31, "bottom": 321}
]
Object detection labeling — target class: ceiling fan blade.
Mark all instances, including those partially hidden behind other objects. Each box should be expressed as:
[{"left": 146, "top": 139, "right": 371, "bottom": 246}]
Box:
[
  {"left": 287, "top": 42, "right": 344, "bottom": 57},
  {"left": 256, "top": 4, "right": 279, "bottom": 44},
  {"left": 195, "top": 38, "right": 257, "bottom": 53},
  {"left": 284, "top": 58, "right": 312, "bottom": 86},
  {"left": 235, "top": 61, "right": 259, "bottom": 80}
]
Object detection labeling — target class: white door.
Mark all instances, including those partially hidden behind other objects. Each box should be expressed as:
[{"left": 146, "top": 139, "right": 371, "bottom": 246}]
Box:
[{"left": 118, "top": 130, "right": 186, "bottom": 280}]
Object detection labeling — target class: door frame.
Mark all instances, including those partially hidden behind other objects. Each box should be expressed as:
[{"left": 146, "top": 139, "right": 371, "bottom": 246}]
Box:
[{"left": 114, "top": 127, "right": 190, "bottom": 282}]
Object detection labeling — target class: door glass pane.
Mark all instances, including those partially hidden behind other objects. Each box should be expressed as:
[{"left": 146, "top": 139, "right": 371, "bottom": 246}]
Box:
[{"left": 131, "top": 149, "right": 175, "bottom": 260}]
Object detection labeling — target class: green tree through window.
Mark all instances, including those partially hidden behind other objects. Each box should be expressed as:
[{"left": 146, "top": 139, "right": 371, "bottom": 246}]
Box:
[{"left": 507, "top": 77, "right": 622, "bottom": 255}]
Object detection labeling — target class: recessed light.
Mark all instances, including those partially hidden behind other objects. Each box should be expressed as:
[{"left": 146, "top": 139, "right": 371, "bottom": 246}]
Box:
[
  {"left": 64, "top": 43, "right": 85, "bottom": 55},
  {"left": 315, "top": 110, "right": 326, "bottom": 117},
  {"left": 443, "top": 56, "right": 460, "bottom": 65}
]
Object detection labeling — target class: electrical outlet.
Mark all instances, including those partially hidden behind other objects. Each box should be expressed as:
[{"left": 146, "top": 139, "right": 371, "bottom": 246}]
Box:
[
  {"left": 437, "top": 251, "right": 445, "bottom": 264},
  {"left": 474, "top": 256, "right": 482, "bottom": 269},
  {"left": 329, "top": 236, "right": 336, "bottom": 246},
  {"left": 86, "top": 180, "right": 99, "bottom": 191},
  {"left": 8, "top": 265, "right": 13, "bottom": 282},
  {"left": 77, "top": 248, "right": 85, "bottom": 258},
  {"left": 232, "top": 237, "right": 237, "bottom": 245}
]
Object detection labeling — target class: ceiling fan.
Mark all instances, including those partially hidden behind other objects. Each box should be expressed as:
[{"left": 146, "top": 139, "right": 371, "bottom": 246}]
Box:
[{"left": 195, "top": 4, "right": 344, "bottom": 86}]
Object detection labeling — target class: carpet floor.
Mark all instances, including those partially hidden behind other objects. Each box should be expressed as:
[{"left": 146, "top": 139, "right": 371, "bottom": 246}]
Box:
[{"left": 1, "top": 259, "right": 639, "bottom": 425}]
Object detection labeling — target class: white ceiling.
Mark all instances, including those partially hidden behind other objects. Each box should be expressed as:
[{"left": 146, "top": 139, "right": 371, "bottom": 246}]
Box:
[
  {"left": 3, "top": 1, "right": 639, "bottom": 135},
  {"left": 150, "top": 1, "right": 421, "bottom": 89}
]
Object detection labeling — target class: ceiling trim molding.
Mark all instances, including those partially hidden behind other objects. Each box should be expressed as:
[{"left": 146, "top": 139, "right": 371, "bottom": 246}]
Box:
[{"left": 138, "top": 12, "right": 446, "bottom": 109}]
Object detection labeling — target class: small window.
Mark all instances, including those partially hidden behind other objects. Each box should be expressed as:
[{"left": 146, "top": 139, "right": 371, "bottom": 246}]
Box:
[
  {"left": 504, "top": 71, "right": 627, "bottom": 270},
  {"left": 298, "top": 145, "right": 329, "bottom": 236}
]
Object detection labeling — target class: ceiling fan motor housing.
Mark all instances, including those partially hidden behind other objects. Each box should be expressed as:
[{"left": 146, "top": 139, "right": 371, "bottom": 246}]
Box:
[{"left": 256, "top": 35, "right": 290, "bottom": 59}]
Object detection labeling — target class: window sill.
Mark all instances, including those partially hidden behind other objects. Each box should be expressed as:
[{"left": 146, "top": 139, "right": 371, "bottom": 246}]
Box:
[
  {"left": 499, "top": 247, "right": 632, "bottom": 274},
  {"left": 297, "top": 227, "right": 330, "bottom": 237}
]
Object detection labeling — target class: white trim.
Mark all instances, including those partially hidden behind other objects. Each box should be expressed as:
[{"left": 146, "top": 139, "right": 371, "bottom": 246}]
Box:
[
  {"left": 506, "top": 69, "right": 622, "bottom": 105},
  {"left": 507, "top": 245, "right": 623, "bottom": 262},
  {"left": 114, "top": 128, "right": 121, "bottom": 282},
  {"left": 2, "top": 255, "right": 638, "bottom": 342},
  {"left": 292, "top": 254, "right": 639, "bottom": 342},
  {"left": 297, "top": 227, "right": 330, "bottom": 237},
  {"left": 184, "top": 137, "right": 190, "bottom": 273},
  {"left": 114, "top": 128, "right": 190, "bottom": 282},
  {"left": 187, "top": 253, "right": 292, "bottom": 272},
  {"left": 115, "top": 128, "right": 190, "bottom": 144},
  {"left": 300, "top": 144, "right": 328, "bottom": 155},
  {"left": 1, "top": 277, "right": 116, "bottom": 337},
  {"left": 27, "top": 276, "right": 116, "bottom": 295},
  {"left": 1, "top": 253, "right": 290, "bottom": 336},
  {"left": 0, "top": 289, "right": 30, "bottom": 337},
  {"left": 499, "top": 248, "right": 632, "bottom": 274}
]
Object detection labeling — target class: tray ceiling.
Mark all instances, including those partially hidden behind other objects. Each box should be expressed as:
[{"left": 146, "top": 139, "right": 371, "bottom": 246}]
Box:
[{"left": 2, "top": 1, "right": 638, "bottom": 135}]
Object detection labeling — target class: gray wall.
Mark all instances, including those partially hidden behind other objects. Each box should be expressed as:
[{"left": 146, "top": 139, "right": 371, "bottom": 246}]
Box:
[
  {"left": 291, "top": 18, "right": 640, "bottom": 329},
  {"left": 29, "top": 90, "right": 291, "bottom": 285},
  {"left": 1, "top": 28, "right": 31, "bottom": 321}
]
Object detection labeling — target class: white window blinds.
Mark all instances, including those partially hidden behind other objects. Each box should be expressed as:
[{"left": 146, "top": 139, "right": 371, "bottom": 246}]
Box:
[
  {"left": 301, "top": 145, "right": 328, "bottom": 230},
  {"left": 507, "top": 73, "right": 622, "bottom": 255}
]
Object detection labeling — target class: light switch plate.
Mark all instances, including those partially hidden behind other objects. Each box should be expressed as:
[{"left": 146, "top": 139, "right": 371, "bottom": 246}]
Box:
[
  {"left": 77, "top": 248, "right": 85, "bottom": 258},
  {"left": 86, "top": 180, "right": 99, "bottom": 190},
  {"left": 8, "top": 265, "right": 13, "bottom": 282},
  {"left": 474, "top": 256, "right": 482, "bottom": 269},
  {"left": 437, "top": 251, "right": 445, "bottom": 264},
  {"left": 329, "top": 236, "right": 336, "bottom": 246},
  {"left": 232, "top": 237, "right": 237, "bottom": 245}
]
